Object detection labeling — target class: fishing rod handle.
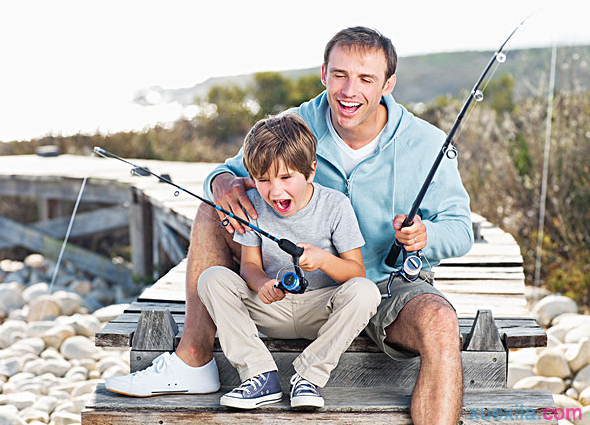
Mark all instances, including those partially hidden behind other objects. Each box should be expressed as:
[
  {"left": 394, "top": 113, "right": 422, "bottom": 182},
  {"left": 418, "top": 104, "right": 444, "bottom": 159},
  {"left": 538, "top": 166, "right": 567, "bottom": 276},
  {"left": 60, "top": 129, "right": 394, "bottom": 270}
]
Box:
[
  {"left": 384, "top": 215, "right": 414, "bottom": 267},
  {"left": 278, "top": 239, "right": 304, "bottom": 257}
]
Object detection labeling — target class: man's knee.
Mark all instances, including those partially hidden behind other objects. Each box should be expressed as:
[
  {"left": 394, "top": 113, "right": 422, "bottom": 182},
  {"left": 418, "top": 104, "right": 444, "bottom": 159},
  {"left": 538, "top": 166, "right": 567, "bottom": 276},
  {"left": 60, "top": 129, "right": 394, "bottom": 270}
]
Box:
[
  {"left": 415, "top": 296, "right": 459, "bottom": 349},
  {"left": 386, "top": 293, "right": 459, "bottom": 352}
]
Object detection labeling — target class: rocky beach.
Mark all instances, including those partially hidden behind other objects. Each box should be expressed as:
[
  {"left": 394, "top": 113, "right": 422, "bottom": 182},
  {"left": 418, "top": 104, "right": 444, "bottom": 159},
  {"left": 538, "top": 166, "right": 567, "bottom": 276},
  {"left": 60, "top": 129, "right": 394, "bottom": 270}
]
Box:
[
  {"left": 0, "top": 253, "right": 589, "bottom": 425},
  {"left": 0, "top": 254, "right": 132, "bottom": 425}
]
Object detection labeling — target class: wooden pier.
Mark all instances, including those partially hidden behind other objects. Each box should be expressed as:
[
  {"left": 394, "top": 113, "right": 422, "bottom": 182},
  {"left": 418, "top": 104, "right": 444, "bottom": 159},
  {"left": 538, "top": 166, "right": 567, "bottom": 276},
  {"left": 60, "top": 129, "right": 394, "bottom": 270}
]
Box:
[{"left": 0, "top": 153, "right": 555, "bottom": 424}]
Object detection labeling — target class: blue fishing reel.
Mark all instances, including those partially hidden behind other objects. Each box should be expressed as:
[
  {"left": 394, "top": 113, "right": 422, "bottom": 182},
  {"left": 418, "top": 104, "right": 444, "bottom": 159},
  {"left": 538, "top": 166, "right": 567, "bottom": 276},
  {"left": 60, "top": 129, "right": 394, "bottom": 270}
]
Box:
[
  {"left": 384, "top": 246, "right": 423, "bottom": 298},
  {"left": 274, "top": 256, "right": 308, "bottom": 294}
]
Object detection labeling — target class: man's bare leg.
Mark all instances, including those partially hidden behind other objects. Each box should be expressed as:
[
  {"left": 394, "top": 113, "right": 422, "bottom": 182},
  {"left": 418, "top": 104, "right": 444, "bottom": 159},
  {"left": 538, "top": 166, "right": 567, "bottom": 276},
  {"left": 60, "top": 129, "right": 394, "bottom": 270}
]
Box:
[
  {"left": 175, "top": 203, "right": 241, "bottom": 367},
  {"left": 385, "top": 294, "right": 463, "bottom": 425}
]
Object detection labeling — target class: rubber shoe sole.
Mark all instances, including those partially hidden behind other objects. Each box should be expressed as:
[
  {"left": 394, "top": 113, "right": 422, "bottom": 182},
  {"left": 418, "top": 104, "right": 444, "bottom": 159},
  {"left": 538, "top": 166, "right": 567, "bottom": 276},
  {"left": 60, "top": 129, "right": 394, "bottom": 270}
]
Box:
[
  {"left": 105, "top": 380, "right": 221, "bottom": 397},
  {"left": 220, "top": 392, "right": 283, "bottom": 409},
  {"left": 105, "top": 386, "right": 220, "bottom": 397},
  {"left": 291, "top": 395, "right": 324, "bottom": 408}
]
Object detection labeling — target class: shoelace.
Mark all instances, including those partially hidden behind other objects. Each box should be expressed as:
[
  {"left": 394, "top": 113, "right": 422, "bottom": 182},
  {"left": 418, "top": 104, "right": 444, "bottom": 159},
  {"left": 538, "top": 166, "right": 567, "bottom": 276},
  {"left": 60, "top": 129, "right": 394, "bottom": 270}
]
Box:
[
  {"left": 131, "top": 352, "right": 171, "bottom": 377},
  {"left": 231, "top": 374, "right": 266, "bottom": 395},
  {"left": 290, "top": 373, "right": 319, "bottom": 397}
]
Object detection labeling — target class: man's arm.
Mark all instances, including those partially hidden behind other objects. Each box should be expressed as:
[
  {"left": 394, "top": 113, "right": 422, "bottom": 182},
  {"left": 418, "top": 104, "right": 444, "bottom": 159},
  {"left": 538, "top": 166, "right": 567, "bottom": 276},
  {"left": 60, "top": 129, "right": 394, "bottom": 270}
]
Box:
[{"left": 202, "top": 148, "right": 258, "bottom": 234}]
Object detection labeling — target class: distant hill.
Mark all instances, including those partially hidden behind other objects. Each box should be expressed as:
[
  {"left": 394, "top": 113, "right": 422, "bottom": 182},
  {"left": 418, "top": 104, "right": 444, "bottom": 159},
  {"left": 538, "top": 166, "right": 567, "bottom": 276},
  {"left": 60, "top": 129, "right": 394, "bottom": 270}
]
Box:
[{"left": 134, "top": 45, "right": 590, "bottom": 107}]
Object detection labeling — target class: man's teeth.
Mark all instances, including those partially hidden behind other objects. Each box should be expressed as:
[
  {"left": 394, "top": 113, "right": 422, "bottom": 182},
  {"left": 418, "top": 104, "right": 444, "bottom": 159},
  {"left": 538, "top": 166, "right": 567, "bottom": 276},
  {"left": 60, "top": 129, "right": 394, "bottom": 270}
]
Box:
[{"left": 340, "top": 101, "right": 361, "bottom": 107}]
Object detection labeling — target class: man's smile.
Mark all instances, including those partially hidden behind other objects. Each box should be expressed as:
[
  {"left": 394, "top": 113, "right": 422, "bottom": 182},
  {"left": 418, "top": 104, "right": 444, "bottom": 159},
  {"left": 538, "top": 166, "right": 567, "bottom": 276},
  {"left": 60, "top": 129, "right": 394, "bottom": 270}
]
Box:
[{"left": 338, "top": 100, "right": 362, "bottom": 116}]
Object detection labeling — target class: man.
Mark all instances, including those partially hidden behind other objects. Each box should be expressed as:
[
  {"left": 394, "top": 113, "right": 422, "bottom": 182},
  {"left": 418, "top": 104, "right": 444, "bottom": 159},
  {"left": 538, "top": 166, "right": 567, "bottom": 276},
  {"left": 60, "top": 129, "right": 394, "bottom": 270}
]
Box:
[{"left": 107, "top": 26, "right": 473, "bottom": 425}]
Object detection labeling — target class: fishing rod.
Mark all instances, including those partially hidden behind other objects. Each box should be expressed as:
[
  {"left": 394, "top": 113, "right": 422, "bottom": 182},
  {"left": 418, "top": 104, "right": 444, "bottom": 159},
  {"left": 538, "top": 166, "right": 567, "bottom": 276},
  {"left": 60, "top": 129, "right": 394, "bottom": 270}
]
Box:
[
  {"left": 385, "top": 14, "right": 535, "bottom": 271},
  {"left": 93, "top": 147, "right": 308, "bottom": 294}
]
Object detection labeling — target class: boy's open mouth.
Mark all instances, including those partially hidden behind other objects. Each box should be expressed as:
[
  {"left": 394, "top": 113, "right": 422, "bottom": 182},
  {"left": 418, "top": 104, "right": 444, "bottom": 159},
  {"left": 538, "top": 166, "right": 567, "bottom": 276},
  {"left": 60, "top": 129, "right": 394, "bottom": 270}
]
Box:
[
  {"left": 273, "top": 199, "right": 292, "bottom": 213},
  {"left": 339, "top": 100, "right": 361, "bottom": 115}
]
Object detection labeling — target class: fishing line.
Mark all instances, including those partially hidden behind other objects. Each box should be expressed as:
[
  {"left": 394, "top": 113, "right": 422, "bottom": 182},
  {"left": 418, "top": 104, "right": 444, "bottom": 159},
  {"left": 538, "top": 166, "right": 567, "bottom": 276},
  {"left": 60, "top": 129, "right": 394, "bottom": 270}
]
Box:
[
  {"left": 40, "top": 156, "right": 93, "bottom": 319},
  {"left": 533, "top": 41, "right": 558, "bottom": 292}
]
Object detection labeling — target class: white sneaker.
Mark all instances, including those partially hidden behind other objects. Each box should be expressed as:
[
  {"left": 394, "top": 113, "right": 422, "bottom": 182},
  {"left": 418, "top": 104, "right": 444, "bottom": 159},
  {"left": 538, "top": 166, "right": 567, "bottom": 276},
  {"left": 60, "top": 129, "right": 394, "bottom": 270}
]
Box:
[{"left": 105, "top": 352, "right": 220, "bottom": 397}]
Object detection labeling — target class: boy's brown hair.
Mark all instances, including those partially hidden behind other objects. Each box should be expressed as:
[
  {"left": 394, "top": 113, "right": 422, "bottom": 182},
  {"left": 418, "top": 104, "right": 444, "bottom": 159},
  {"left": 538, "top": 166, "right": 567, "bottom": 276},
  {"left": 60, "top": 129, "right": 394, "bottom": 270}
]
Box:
[{"left": 243, "top": 114, "right": 317, "bottom": 180}]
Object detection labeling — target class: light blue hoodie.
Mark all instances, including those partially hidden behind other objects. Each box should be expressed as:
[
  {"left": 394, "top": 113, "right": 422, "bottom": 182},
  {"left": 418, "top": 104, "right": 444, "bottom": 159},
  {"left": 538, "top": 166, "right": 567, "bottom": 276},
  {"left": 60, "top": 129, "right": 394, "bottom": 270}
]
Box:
[{"left": 203, "top": 92, "right": 474, "bottom": 283}]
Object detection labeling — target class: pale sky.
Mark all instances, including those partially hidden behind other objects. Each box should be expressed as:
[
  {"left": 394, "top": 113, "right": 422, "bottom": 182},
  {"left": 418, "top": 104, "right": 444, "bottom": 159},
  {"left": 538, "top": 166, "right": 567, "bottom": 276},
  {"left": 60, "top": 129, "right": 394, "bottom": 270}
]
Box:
[{"left": 1, "top": 0, "right": 588, "bottom": 142}]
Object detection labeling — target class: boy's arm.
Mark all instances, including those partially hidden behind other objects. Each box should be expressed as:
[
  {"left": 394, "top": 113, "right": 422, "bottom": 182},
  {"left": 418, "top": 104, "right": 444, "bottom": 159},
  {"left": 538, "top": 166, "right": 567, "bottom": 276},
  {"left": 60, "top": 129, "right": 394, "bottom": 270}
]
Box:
[
  {"left": 297, "top": 243, "right": 365, "bottom": 284},
  {"left": 240, "top": 245, "right": 285, "bottom": 304}
]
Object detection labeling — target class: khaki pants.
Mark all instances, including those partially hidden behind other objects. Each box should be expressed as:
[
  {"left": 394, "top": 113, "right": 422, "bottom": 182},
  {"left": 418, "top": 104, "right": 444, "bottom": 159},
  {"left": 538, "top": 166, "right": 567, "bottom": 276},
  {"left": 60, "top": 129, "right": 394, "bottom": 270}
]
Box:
[{"left": 198, "top": 266, "right": 381, "bottom": 387}]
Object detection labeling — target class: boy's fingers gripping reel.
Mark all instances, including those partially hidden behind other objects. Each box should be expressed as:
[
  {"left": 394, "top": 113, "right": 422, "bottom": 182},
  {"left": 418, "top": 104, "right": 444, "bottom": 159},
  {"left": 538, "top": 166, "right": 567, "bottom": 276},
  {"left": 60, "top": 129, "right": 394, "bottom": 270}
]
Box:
[
  {"left": 274, "top": 241, "right": 307, "bottom": 294},
  {"left": 275, "top": 271, "right": 308, "bottom": 294}
]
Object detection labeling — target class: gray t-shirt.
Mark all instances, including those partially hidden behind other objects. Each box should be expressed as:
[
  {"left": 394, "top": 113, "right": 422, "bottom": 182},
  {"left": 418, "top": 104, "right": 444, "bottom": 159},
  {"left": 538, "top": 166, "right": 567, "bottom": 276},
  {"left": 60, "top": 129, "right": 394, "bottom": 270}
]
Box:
[{"left": 234, "top": 182, "right": 365, "bottom": 290}]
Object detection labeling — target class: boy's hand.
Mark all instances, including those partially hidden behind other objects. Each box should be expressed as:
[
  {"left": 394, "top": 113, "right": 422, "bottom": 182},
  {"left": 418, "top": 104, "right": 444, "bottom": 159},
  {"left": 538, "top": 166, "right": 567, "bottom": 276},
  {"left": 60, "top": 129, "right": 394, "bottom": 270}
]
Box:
[
  {"left": 211, "top": 173, "right": 257, "bottom": 234},
  {"left": 258, "top": 279, "right": 286, "bottom": 304},
  {"left": 296, "top": 243, "right": 327, "bottom": 272}
]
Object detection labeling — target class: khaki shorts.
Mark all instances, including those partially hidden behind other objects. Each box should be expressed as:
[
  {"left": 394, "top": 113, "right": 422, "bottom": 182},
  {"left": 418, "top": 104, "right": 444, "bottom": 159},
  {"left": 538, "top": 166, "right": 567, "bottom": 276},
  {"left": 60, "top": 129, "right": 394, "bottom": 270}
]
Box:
[{"left": 364, "top": 271, "right": 454, "bottom": 360}]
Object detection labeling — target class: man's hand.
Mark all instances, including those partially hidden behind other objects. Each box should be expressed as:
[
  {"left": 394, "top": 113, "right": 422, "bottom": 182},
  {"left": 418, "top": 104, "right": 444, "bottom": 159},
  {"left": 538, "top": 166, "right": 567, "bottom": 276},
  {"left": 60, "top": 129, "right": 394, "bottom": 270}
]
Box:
[
  {"left": 393, "top": 214, "right": 427, "bottom": 251},
  {"left": 296, "top": 243, "right": 326, "bottom": 272},
  {"left": 258, "top": 279, "right": 286, "bottom": 304},
  {"left": 211, "top": 173, "right": 257, "bottom": 234}
]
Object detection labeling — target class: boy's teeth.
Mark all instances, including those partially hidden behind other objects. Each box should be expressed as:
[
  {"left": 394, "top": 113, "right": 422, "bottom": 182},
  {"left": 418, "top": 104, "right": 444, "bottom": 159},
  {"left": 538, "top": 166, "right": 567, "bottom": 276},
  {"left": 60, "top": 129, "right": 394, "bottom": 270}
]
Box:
[{"left": 274, "top": 199, "right": 291, "bottom": 212}]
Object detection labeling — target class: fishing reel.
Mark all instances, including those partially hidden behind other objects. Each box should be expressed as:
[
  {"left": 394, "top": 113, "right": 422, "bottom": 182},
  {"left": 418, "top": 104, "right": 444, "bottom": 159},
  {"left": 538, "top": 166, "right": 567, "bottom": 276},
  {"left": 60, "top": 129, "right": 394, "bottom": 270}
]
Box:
[
  {"left": 274, "top": 256, "right": 308, "bottom": 294},
  {"left": 384, "top": 246, "right": 423, "bottom": 298}
]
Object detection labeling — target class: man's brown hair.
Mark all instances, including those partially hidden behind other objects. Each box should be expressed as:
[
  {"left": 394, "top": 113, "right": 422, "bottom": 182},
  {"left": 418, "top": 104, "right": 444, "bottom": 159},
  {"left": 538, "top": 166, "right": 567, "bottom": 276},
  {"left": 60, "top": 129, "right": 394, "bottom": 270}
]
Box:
[
  {"left": 324, "top": 26, "right": 397, "bottom": 80},
  {"left": 243, "top": 114, "right": 317, "bottom": 180}
]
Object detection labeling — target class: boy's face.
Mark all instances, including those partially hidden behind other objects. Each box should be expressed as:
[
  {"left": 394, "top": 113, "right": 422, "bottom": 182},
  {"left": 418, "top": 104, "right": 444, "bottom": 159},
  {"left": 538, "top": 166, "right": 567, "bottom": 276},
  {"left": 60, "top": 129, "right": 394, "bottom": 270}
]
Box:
[
  {"left": 254, "top": 160, "right": 316, "bottom": 217},
  {"left": 321, "top": 44, "right": 396, "bottom": 137}
]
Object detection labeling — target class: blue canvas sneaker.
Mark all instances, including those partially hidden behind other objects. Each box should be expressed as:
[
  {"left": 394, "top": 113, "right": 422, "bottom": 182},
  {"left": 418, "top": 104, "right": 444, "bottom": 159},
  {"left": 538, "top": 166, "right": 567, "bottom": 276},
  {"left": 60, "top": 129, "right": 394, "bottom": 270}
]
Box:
[
  {"left": 220, "top": 371, "right": 282, "bottom": 409},
  {"left": 290, "top": 373, "right": 324, "bottom": 408}
]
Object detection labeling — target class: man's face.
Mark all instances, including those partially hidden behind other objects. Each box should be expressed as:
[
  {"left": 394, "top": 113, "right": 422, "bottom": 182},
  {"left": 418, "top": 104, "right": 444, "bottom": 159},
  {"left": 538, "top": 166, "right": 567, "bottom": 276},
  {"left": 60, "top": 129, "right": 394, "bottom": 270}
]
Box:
[{"left": 321, "top": 44, "right": 396, "bottom": 139}]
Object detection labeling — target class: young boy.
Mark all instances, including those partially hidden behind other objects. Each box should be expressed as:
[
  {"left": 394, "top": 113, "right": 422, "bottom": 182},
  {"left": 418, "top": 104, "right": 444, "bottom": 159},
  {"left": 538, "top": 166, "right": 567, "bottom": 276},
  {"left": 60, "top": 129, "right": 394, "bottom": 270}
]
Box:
[{"left": 197, "top": 114, "right": 381, "bottom": 409}]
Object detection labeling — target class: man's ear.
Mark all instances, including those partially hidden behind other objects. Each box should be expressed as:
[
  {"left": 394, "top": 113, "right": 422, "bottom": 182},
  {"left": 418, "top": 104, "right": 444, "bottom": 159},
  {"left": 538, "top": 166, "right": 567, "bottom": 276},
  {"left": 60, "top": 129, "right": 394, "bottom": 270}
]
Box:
[
  {"left": 321, "top": 64, "right": 327, "bottom": 87},
  {"left": 382, "top": 74, "right": 396, "bottom": 96}
]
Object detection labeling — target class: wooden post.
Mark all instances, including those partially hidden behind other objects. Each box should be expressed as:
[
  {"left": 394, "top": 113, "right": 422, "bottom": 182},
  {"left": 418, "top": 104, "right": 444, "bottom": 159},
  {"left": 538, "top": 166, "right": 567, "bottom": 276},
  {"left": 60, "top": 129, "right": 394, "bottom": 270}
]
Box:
[
  {"left": 37, "top": 197, "right": 64, "bottom": 221},
  {"left": 130, "top": 309, "right": 178, "bottom": 372},
  {"left": 129, "top": 190, "right": 154, "bottom": 284},
  {"left": 464, "top": 309, "right": 505, "bottom": 352}
]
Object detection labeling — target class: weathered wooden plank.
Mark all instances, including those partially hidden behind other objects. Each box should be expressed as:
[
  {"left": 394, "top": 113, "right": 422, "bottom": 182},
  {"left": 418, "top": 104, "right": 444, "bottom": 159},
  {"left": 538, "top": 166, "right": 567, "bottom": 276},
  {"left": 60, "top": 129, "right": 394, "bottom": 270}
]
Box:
[
  {"left": 155, "top": 216, "right": 186, "bottom": 265},
  {"left": 83, "top": 385, "right": 557, "bottom": 425},
  {"left": 153, "top": 207, "right": 192, "bottom": 239},
  {"left": 0, "top": 215, "right": 131, "bottom": 284},
  {"left": 125, "top": 301, "right": 187, "bottom": 313},
  {"left": 109, "top": 312, "right": 539, "bottom": 330},
  {"left": 212, "top": 350, "right": 506, "bottom": 390},
  {"left": 95, "top": 319, "right": 545, "bottom": 351},
  {"left": 0, "top": 205, "right": 130, "bottom": 250},
  {"left": 0, "top": 176, "right": 131, "bottom": 203},
  {"left": 433, "top": 266, "right": 525, "bottom": 280},
  {"left": 435, "top": 279, "right": 525, "bottom": 295}
]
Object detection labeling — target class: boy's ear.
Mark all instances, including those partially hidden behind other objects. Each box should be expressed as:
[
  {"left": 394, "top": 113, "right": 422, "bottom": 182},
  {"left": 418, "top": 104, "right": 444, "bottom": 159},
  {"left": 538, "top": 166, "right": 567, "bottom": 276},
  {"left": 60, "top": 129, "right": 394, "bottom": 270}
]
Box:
[
  {"left": 321, "top": 65, "right": 327, "bottom": 87},
  {"left": 307, "top": 161, "right": 317, "bottom": 182}
]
